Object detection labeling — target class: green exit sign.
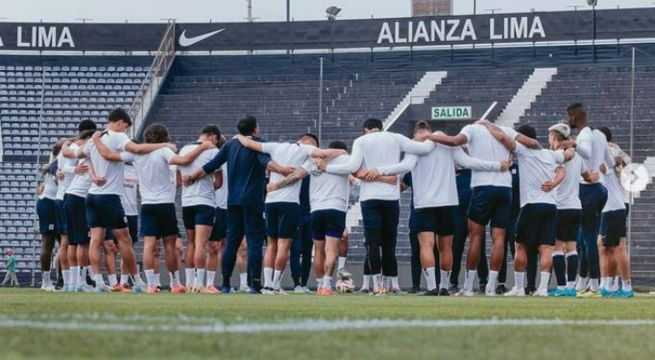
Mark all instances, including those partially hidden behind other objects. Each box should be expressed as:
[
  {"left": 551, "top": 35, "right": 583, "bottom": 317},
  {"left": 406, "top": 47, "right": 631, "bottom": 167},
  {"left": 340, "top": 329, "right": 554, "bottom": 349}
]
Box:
[{"left": 431, "top": 106, "right": 472, "bottom": 120}]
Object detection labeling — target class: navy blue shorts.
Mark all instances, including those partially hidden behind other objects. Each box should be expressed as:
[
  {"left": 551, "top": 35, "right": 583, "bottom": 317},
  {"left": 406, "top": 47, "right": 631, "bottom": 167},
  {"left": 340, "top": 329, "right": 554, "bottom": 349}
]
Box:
[
  {"left": 468, "top": 186, "right": 512, "bottom": 229},
  {"left": 182, "top": 205, "right": 215, "bottom": 230},
  {"left": 86, "top": 194, "right": 127, "bottom": 229},
  {"left": 311, "top": 209, "right": 346, "bottom": 240},
  {"left": 209, "top": 207, "right": 227, "bottom": 241},
  {"left": 106, "top": 215, "right": 139, "bottom": 244},
  {"left": 265, "top": 202, "right": 300, "bottom": 239},
  {"left": 140, "top": 203, "right": 179, "bottom": 238},
  {"left": 64, "top": 194, "right": 90, "bottom": 246},
  {"left": 414, "top": 206, "right": 455, "bottom": 236},
  {"left": 600, "top": 209, "right": 627, "bottom": 247},
  {"left": 516, "top": 203, "right": 557, "bottom": 247},
  {"left": 36, "top": 198, "right": 57, "bottom": 236},
  {"left": 556, "top": 209, "right": 581, "bottom": 242},
  {"left": 54, "top": 199, "right": 68, "bottom": 235}
]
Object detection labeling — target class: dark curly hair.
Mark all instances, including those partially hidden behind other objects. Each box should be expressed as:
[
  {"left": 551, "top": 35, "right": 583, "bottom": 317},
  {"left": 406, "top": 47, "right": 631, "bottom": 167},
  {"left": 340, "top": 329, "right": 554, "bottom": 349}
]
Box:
[{"left": 144, "top": 123, "right": 170, "bottom": 144}]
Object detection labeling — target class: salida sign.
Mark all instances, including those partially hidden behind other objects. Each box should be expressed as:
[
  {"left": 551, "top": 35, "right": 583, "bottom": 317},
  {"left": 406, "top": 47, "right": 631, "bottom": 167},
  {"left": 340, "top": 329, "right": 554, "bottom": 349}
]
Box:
[{"left": 432, "top": 106, "right": 472, "bottom": 120}]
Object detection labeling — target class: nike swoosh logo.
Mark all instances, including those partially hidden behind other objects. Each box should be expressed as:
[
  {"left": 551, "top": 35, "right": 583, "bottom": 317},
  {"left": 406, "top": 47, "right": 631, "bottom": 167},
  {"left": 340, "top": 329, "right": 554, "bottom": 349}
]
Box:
[{"left": 178, "top": 28, "right": 225, "bottom": 47}]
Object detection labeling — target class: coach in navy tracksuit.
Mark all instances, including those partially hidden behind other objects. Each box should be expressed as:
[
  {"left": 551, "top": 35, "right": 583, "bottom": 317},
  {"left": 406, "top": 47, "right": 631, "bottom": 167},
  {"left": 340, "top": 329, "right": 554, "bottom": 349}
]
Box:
[{"left": 187, "top": 116, "right": 291, "bottom": 293}]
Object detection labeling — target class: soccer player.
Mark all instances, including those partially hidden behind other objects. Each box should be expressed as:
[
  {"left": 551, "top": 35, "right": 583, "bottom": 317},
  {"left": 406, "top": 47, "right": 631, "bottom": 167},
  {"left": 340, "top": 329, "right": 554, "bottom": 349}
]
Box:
[
  {"left": 377, "top": 121, "right": 509, "bottom": 296},
  {"left": 36, "top": 142, "right": 61, "bottom": 291},
  {"left": 290, "top": 177, "right": 313, "bottom": 293},
  {"left": 561, "top": 103, "right": 608, "bottom": 295},
  {"left": 483, "top": 123, "right": 573, "bottom": 297},
  {"left": 118, "top": 159, "right": 139, "bottom": 291},
  {"left": 207, "top": 135, "right": 228, "bottom": 292},
  {"left": 234, "top": 132, "right": 343, "bottom": 294},
  {"left": 547, "top": 124, "right": 589, "bottom": 296},
  {"left": 82, "top": 109, "right": 176, "bottom": 292},
  {"left": 401, "top": 172, "right": 422, "bottom": 293},
  {"left": 178, "top": 125, "right": 222, "bottom": 293},
  {"left": 429, "top": 121, "right": 540, "bottom": 296},
  {"left": 597, "top": 127, "right": 634, "bottom": 298},
  {"left": 93, "top": 123, "right": 212, "bottom": 293},
  {"left": 318, "top": 118, "right": 434, "bottom": 294},
  {"left": 184, "top": 115, "right": 294, "bottom": 293}
]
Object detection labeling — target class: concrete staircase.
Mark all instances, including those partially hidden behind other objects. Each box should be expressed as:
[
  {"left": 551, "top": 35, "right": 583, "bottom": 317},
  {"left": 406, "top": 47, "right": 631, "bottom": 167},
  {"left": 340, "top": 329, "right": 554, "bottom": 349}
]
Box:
[
  {"left": 496, "top": 68, "right": 558, "bottom": 127},
  {"left": 383, "top": 71, "right": 448, "bottom": 130}
]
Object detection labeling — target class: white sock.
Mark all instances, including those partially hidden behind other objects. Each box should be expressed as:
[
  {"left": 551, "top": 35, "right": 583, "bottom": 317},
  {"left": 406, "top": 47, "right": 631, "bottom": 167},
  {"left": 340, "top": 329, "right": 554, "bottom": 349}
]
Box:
[
  {"left": 145, "top": 269, "right": 156, "bottom": 286},
  {"left": 622, "top": 279, "right": 632, "bottom": 292},
  {"left": 272, "top": 270, "right": 282, "bottom": 290},
  {"left": 514, "top": 271, "right": 525, "bottom": 290},
  {"left": 84, "top": 266, "right": 92, "bottom": 280},
  {"left": 324, "top": 276, "right": 333, "bottom": 290},
  {"left": 567, "top": 281, "right": 576, "bottom": 289},
  {"left": 487, "top": 270, "right": 499, "bottom": 293},
  {"left": 206, "top": 271, "right": 216, "bottom": 287},
  {"left": 390, "top": 276, "right": 399, "bottom": 290},
  {"left": 362, "top": 275, "right": 370, "bottom": 289},
  {"left": 195, "top": 269, "right": 206, "bottom": 288},
  {"left": 600, "top": 277, "right": 608, "bottom": 290},
  {"left": 132, "top": 273, "right": 145, "bottom": 286},
  {"left": 62, "top": 270, "right": 70, "bottom": 287},
  {"left": 185, "top": 268, "right": 195, "bottom": 288},
  {"left": 170, "top": 271, "right": 180, "bottom": 287},
  {"left": 94, "top": 274, "right": 104, "bottom": 287},
  {"left": 263, "top": 267, "right": 274, "bottom": 288},
  {"left": 372, "top": 274, "right": 381, "bottom": 291},
  {"left": 464, "top": 270, "right": 477, "bottom": 291},
  {"left": 608, "top": 277, "right": 618, "bottom": 292},
  {"left": 155, "top": 273, "right": 162, "bottom": 287},
  {"left": 576, "top": 276, "right": 589, "bottom": 291},
  {"left": 108, "top": 274, "right": 118, "bottom": 287},
  {"left": 316, "top": 277, "right": 324, "bottom": 289},
  {"left": 337, "top": 257, "right": 347, "bottom": 271},
  {"left": 42, "top": 271, "right": 51, "bottom": 286},
  {"left": 120, "top": 274, "right": 129, "bottom": 285},
  {"left": 589, "top": 278, "right": 599, "bottom": 292},
  {"left": 70, "top": 266, "right": 80, "bottom": 287},
  {"left": 538, "top": 272, "right": 550, "bottom": 292},
  {"left": 424, "top": 267, "right": 437, "bottom": 291},
  {"left": 240, "top": 272, "right": 248, "bottom": 288},
  {"left": 440, "top": 270, "right": 451, "bottom": 290},
  {"left": 614, "top": 275, "right": 620, "bottom": 286}
]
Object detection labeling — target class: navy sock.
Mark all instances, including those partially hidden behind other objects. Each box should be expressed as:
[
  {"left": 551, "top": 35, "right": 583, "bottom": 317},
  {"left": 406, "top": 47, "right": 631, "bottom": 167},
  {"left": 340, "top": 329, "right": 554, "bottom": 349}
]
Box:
[
  {"left": 553, "top": 254, "right": 566, "bottom": 286},
  {"left": 566, "top": 253, "right": 579, "bottom": 283}
]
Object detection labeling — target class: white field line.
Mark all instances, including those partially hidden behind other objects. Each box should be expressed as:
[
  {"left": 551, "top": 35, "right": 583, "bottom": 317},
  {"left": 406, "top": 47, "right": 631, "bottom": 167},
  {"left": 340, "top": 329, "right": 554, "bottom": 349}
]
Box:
[{"left": 1, "top": 317, "right": 655, "bottom": 334}]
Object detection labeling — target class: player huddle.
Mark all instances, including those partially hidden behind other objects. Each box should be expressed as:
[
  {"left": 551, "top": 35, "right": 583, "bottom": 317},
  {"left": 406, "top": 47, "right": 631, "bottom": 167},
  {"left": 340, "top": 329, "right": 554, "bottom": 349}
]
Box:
[{"left": 35, "top": 102, "right": 634, "bottom": 297}]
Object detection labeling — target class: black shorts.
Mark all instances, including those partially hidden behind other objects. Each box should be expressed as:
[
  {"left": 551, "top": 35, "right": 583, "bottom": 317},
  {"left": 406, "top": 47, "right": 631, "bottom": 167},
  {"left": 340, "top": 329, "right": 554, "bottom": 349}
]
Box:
[
  {"left": 36, "top": 198, "right": 57, "bottom": 236},
  {"left": 64, "top": 194, "right": 90, "bottom": 246},
  {"left": 556, "top": 209, "right": 581, "bottom": 242},
  {"left": 54, "top": 199, "right": 68, "bottom": 235},
  {"left": 140, "top": 203, "right": 179, "bottom": 238},
  {"left": 468, "top": 186, "right": 512, "bottom": 229},
  {"left": 106, "top": 215, "right": 139, "bottom": 244},
  {"left": 600, "top": 209, "right": 627, "bottom": 247},
  {"left": 182, "top": 205, "right": 215, "bottom": 230},
  {"left": 311, "top": 209, "right": 346, "bottom": 240},
  {"left": 265, "top": 202, "right": 300, "bottom": 239},
  {"left": 414, "top": 206, "right": 455, "bottom": 236},
  {"left": 86, "top": 194, "right": 127, "bottom": 229},
  {"left": 516, "top": 203, "right": 557, "bottom": 247},
  {"left": 209, "top": 207, "right": 227, "bottom": 241}
]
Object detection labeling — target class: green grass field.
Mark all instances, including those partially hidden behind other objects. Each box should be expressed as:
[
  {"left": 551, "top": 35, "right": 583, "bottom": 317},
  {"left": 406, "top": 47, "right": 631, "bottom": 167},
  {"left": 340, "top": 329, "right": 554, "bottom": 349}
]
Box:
[{"left": 1, "top": 289, "right": 655, "bottom": 359}]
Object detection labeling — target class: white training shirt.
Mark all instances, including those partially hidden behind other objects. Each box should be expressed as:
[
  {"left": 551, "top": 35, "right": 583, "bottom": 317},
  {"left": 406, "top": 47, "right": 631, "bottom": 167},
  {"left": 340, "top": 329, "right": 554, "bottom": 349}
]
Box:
[
  {"left": 576, "top": 127, "right": 613, "bottom": 184},
  {"left": 603, "top": 170, "right": 627, "bottom": 213},
  {"left": 459, "top": 124, "right": 519, "bottom": 188},
  {"left": 262, "top": 142, "right": 316, "bottom": 204},
  {"left": 326, "top": 131, "right": 434, "bottom": 201},
  {"left": 303, "top": 155, "right": 350, "bottom": 213},
  {"left": 379, "top": 144, "right": 501, "bottom": 209},
  {"left": 178, "top": 143, "right": 219, "bottom": 207},
  {"left": 84, "top": 130, "right": 131, "bottom": 195},
  {"left": 123, "top": 148, "right": 177, "bottom": 205},
  {"left": 40, "top": 154, "right": 58, "bottom": 200},
  {"left": 65, "top": 158, "right": 92, "bottom": 198},
  {"left": 514, "top": 143, "right": 565, "bottom": 207},
  {"left": 214, "top": 164, "right": 228, "bottom": 210},
  {"left": 122, "top": 162, "right": 139, "bottom": 216},
  {"left": 556, "top": 153, "right": 583, "bottom": 210},
  {"left": 55, "top": 143, "right": 80, "bottom": 200}
]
